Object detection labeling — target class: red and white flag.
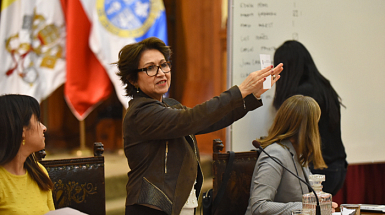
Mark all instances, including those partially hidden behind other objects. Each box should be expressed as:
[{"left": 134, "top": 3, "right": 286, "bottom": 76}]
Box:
[
  {"left": 61, "top": 0, "right": 112, "bottom": 120},
  {"left": 0, "top": 0, "right": 66, "bottom": 102},
  {"left": 79, "top": 0, "right": 168, "bottom": 108}
]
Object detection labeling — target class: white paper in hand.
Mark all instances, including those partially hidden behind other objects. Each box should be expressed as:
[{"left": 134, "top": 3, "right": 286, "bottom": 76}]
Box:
[{"left": 260, "top": 54, "right": 271, "bottom": 89}]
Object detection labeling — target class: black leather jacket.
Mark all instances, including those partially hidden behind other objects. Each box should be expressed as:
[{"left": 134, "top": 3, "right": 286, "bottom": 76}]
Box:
[{"left": 123, "top": 86, "right": 262, "bottom": 215}]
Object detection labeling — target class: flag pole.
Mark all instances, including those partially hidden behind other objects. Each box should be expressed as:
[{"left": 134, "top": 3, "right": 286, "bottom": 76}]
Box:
[
  {"left": 118, "top": 107, "right": 126, "bottom": 155},
  {"left": 73, "top": 119, "right": 92, "bottom": 156}
]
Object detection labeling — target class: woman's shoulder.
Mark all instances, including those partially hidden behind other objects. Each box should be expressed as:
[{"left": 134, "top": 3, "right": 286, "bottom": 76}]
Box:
[
  {"left": 37, "top": 162, "right": 49, "bottom": 175},
  {"left": 129, "top": 96, "right": 159, "bottom": 106},
  {"left": 264, "top": 142, "right": 292, "bottom": 159},
  {"left": 127, "top": 97, "right": 163, "bottom": 113},
  {"left": 128, "top": 97, "right": 185, "bottom": 112},
  {"left": 162, "top": 97, "right": 181, "bottom": 107},
  {"left": 265, "top": 142, "right": 287, "bottom": 151}
]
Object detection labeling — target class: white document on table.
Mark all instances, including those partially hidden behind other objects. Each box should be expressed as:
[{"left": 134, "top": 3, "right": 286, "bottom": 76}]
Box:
[
  {"left": 359, "top": 204, "right": 385, "bottom": 212},
  {"left": 45, "top": 207, "right": 88, "bottom": 215}
]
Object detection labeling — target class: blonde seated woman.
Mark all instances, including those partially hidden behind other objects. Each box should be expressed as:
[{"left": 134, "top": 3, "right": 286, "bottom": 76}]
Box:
[
  {"left": 0, "top": 94, "right": 54, "bottom": 215},
  {"left": 245, "top": 95, "right": 337, "bottom": 215}
]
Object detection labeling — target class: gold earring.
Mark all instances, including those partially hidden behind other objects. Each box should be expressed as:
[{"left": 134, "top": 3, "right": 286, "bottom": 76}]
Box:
[
  {"left": 136, "top": 87, "right": 139, "bottom": 93},
  {"left": 22, "top": 140, "right": 25, "bottom": 145}
]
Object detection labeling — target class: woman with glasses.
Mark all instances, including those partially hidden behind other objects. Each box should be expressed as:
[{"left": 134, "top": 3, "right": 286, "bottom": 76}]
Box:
[{"left": 114, "top": 37, "right": 283, "bottom": 215}]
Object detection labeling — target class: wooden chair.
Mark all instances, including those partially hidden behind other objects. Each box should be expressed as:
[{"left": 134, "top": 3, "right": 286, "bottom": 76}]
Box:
[
  {"left": 36, "top": 142, "right": 106, "bottom": 215},
  {"left": 211, "top": 139, "right": 260, "bottom": 215}
]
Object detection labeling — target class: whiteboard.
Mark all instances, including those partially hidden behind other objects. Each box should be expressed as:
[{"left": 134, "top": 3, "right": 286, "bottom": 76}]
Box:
[{"left": 227, "top": 0, "right": 385, "bottom": 164}]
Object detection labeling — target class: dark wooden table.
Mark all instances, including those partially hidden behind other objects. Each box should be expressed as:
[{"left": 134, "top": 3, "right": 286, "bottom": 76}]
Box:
[
  {"left": 361, "top": 212, "right": 385, "bottom": 215},
  {"left": 335, "top": 209, "right": 384, "bottom": 214}
]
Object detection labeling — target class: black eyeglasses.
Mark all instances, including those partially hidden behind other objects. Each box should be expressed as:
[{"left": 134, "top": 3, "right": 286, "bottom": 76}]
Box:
[{"left": 136, "top": 61, "right": 172, "bottom": 77}]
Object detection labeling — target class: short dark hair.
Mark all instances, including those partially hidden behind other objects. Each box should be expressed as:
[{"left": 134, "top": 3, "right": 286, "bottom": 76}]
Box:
[
  {"left": 114, "top": 37, "right": 172, "bottom": 97},
  {"left": 0, "top": 94, "right": 53, "bottom": 190}
]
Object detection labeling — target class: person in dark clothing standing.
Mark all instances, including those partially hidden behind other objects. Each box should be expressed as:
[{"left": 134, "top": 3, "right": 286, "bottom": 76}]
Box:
[
  {"left": 114, "top": 37, "right": 284, "bottom": 215},
  {"left": 273, "top": 40, "right": 347, "bottom": 196}
]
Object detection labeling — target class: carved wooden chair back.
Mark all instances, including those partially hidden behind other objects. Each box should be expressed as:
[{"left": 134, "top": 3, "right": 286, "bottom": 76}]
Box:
[
  {"left": 212, "top": 139, "right": 260, "bottom": 215},
  {"left": 36, "top": 142, "right": 106, "bottom": 215}
]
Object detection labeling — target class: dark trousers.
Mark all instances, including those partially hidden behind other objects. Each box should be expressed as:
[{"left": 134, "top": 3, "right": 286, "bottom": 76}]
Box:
[
  {"left": 310, "top": 159, "right": 348, "bottom": 196},
  {"left": 125, "top": 204, "right": 168, "bottom": 215}
]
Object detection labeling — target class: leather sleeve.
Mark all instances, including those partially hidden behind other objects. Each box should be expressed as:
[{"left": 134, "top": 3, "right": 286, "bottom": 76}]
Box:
[{"left": 124, "top": 86, "right": 262, "bottom": 141}]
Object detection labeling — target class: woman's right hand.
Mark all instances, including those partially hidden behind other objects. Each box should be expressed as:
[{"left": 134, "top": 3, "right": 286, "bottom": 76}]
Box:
[{"left": 238, "top": 63, "right": 284, "bottom": 98}]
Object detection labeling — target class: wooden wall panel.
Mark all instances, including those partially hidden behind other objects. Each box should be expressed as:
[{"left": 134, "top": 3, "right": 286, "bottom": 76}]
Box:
[{"left": 169, "top": 0, "right": 227, "bottom": 154}]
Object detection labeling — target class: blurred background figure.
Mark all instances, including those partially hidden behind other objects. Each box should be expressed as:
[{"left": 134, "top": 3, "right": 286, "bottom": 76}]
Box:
[{"left": 273, "top": 40, "right": 347, "bottom": 196}]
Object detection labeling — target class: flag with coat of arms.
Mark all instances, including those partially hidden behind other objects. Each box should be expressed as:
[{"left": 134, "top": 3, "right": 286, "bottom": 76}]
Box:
[
  {"left": 64, "top": 0, "right": 168, "bottom": 120},
  {"left": 0, "top": 0, "right": 66, "bottom": 102}
]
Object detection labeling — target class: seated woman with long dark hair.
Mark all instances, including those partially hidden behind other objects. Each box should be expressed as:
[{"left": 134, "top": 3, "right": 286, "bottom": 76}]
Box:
[{"left": 0, "top": 94, "right": 54, "bottom": 215}]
